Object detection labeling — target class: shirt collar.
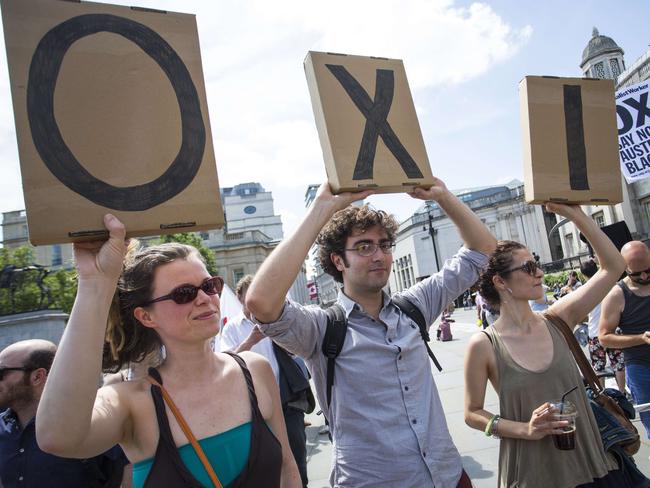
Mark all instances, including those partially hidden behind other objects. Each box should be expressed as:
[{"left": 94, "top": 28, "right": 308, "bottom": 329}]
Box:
[{"left": 337, "top": 288, "right": 392, "bottom": 318}]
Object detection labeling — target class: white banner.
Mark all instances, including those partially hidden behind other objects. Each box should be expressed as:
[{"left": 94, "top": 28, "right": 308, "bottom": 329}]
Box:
[{"left": 616, "top": 80, "right": 650, "bottom": 183}]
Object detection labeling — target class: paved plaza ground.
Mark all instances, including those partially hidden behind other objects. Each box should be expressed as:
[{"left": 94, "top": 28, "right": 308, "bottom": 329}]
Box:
[{"left": 303, "top": 307, "right": 650, "bottom": 487}]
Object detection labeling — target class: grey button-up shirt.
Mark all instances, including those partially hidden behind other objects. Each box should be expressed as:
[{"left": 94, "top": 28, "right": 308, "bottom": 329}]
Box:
[{"left": 257, "top": 247, "right": 488, "bottom": 487}]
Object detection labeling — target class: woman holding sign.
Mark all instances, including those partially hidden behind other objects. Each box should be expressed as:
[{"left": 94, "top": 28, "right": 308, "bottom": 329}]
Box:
[
  {"left": 35, "top": 215, "right": 300, "bottom": 488},
  {"left": 463, "top": 204, "right": 643, "bottom": 487}
]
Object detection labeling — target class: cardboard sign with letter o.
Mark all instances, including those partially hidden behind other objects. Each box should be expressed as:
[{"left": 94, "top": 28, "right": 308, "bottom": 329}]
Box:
[
  {"left": 520, "top": 76, "right": 622, "bottom": 205},
  {"left": 304, "top": 51, "right": 435, "bottom": 194},
  {"left": 1, "top": 0, "right": 224, "bottom": 245}
]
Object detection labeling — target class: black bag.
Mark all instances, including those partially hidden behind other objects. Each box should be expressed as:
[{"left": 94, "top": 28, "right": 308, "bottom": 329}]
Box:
[
  {"left": 273, "top": 343, "right": 316, "bottom": 414},
  {"left": 545, "top": 311, "right": 641, "bottom": 455}
]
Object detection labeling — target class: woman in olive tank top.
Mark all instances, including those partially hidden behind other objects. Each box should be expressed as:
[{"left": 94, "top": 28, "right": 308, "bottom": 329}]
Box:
[
  {"left": 464, "top": 204, "right": 636, "bottom": 487},
  {"left": 35, "top": 215, "right": 301, "bottom": 487}
]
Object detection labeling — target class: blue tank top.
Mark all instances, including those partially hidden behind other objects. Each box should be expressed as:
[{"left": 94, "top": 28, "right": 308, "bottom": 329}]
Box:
[{"left": 132, "top": 422, "right": 252, "bottom": 488}]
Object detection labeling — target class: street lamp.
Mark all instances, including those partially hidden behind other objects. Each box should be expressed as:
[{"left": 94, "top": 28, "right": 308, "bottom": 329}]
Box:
[{"left": 423, "top": 202, "right": 440, "bottom": 272}]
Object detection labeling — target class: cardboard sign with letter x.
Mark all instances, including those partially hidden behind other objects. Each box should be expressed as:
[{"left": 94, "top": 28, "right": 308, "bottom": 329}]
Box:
[{"left": 304, "top": 51, "right": 435, "bottom": 194}]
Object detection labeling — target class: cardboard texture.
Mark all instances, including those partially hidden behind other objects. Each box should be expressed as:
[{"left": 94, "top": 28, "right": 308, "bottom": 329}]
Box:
[
  {"left": 519, "top": 76, "right": 622, "bottom": 205},
  {"left": 304, "top": 51, "right": 434, "bottom": 194},
  {"left": 1, "top": 0, "right": 224, "bottom": 245}
]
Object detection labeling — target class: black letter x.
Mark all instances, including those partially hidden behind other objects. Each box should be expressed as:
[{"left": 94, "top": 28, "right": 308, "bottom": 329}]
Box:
[
  {"left": 623, "top": 92, "right": 650, "bottom": 128},
  {"left": 326, "top": 64, "right": 423, "bottom": 180}
]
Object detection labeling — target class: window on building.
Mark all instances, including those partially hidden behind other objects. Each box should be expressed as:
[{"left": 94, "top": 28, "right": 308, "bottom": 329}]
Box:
[
  {"left": 200, "top": 232, "right": 209, "bottom": 240},
  {"left": 610, "top": 58, "right": 621, "bottom": 77},
  {"left": 233, "top": 269, "right": 245, "bottom": 285},
  {"left": 592, "top": 211, "right": 605, "bottom": 227},
  {"left": 395, "top": 253, "right": 415, "bottom": 290},
  {"left": 508, "top": 218, "right": 519, "bottom": 241},
  {"left": 594, "top": 62, "right": 605, "bottom": 79},
  {"left": 565, "top": 233, "right": 575, "bottom": 255},
  {"left": 642, "top": 198, "right": 650, "bottom": 225},
  {"left": 51, "top": 245, "right": 62, "bottom": 266}
]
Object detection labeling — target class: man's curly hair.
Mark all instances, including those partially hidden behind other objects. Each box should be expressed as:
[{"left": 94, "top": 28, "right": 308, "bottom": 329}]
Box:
[{"left": 317, "top": 204, "right": 399, "bottom": 283}]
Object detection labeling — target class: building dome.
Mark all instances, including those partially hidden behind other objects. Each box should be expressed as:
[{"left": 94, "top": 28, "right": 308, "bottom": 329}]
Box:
[{"left": 581, "top": 27, "right": 623, "bottom": 68}]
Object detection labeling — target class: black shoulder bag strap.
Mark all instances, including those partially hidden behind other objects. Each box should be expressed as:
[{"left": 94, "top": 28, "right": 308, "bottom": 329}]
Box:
[
  {"left": 322, "top": 303, "right": 347, "bottom": 409},
  {"left": 392, "top": 294, "right": 443, "bottom": 372}
]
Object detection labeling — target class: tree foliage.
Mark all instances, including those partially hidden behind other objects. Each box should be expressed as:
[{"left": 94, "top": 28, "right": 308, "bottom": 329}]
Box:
[
  {"left": 0, "top": 246, "right": 77, "bottom": 315},
  {"left": 157, "top": 233, "right": 218, "bottom": 276}
]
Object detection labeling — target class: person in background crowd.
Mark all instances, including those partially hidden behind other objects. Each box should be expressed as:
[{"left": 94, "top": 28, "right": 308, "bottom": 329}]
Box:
[
  {"left": 580, "top": 259, "right": 626, "bottom": 393},
  {"left": 246, "top": 179, "right": 496, "bottom": 488},
  {"left": 599, "top": 240, "right": 650, "bottom": 438},
  {"left": 221, "top": 275, "right": 313, "bottom": 487},
  {"left": 0, "top": 339, "right": 128, "bottom": 488},
  {"left": 464, "top": 203, "right": 636, "bottom": 487},
  {"left": 559, "top": 270, "right": 582, "bottom": 297},
  {"left": 34, "top": 215, "right": 300, "bottom": 488},
  {"left": 528, "top": 284, "right": 555, "bottom": 312}
]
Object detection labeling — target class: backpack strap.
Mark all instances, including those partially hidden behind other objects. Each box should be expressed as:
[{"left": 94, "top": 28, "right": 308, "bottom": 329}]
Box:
[
  {"left": 392, "top": 295, "right": 442, "bottom": 372},
  {"left": 323, "top": 303, "right": 347, "bottom": 409}
]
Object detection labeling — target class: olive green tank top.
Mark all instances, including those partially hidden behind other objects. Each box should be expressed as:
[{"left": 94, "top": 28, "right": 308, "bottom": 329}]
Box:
[{"left": 485, "top": 315, "right": 617, "bottom": 487}]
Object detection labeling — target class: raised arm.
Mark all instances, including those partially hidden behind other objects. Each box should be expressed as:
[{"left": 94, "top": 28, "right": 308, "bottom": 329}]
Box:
[
  {"left": 409, "top": 177, "right": 496, "bottom": 256},
  {"left": 37, "top": 215, "right": 131, "bottom": 457},
  {"left": 547, "top": 204, "right": 625, "bottom": 327},
  {"left": 246, "top": 183, "right": 371, "bottom": 323}
]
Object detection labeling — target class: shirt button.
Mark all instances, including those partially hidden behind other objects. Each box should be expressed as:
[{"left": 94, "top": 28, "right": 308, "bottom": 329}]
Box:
[
  {"left": 398, "top": 355, "right": 402, "bottom": 360},
  {"left": 405, "top": 386, "right": 409, "bottom": 391},
  {"left": 19, "top": 448, "right": 24, "bottom": 453},
  {"left": 412, "top": 419, "right": 417, "bottom": 424},
  {"left": 423, "top": 451, "right": 427, "bottom": 457}
]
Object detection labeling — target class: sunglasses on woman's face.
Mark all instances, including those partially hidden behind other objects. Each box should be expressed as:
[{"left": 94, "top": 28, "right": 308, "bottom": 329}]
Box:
[
  {"left": 142, "top": 276, "right": 224, "bottom": 306},
  {"left": 502, "top": 260, "right": 541, "bottom": 276}
]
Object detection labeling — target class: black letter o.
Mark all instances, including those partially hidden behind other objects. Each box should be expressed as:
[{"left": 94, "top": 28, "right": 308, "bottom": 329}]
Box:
[{"left": 27, "top": 14, "right": 205, "bottom": 211}]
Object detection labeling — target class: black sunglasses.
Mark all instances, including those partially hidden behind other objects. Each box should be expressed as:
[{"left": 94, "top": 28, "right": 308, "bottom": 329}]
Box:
[
  {"left": 502, "top": 260, "right": 541, "bottom": 276},
  {"left": 0, "top": 367, "right": 33, "bottom": 381},
  {"left": 627, "top": 267, "right": 650, "bottom": 278},
  {"left": 142, "top": 276, "right": 224, "bottom": 306}
]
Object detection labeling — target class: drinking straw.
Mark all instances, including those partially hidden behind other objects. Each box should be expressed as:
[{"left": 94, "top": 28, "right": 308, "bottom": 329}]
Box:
[{"left": 560, "top": 386, "right": 578, "bottom": 413}]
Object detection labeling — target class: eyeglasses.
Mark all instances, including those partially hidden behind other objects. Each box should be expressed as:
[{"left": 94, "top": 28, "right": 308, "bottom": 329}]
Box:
[
  {"left": 626, "top": 267, "right": 650, "bottom": 278},
  {"left": 0, "top": 367, "right": 33, "bottom": 381},
  {"left": 502, "top": 260, "right": 541, "bottom": 276},
  {"left": 345, "top": 242, "right": 395, "bottom": 257},
  {"left": 142, "top": 276, "right": 224, "bottom": 306}
]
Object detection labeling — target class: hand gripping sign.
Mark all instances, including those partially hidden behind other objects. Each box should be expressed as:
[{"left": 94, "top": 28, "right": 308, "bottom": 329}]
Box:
[
  {"left": 304, "top": 51, "right": 434, "bottom": 194},
  {"left": 1, "top": 0, "right": 224, "bottom": 245},
  {"left": 519, "top": 76, "right": 622, "bottom": 205}
]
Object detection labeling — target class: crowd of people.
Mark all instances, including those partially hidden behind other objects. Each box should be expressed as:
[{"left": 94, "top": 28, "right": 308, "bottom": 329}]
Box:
[{"left": 1, "top": 178, "right": 650, "bottom": 487}]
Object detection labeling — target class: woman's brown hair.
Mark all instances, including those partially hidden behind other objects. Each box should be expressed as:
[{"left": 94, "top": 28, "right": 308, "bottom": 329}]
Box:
[
  {"left": 477, "top": 240, "right": 527, "bottom": 308},
  {"left": 102, "top": 241, "right": 204, "bottom": 373}
]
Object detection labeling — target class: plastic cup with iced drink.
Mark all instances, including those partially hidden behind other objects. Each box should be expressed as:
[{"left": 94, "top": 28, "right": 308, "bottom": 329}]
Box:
[{"left": 549, "top": 400, "right": 577, "bottom": 450}]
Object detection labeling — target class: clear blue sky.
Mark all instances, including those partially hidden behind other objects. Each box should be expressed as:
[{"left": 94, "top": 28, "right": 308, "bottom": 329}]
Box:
[{"left": 0, "top": 0, "right": 648, "bottom": 237}]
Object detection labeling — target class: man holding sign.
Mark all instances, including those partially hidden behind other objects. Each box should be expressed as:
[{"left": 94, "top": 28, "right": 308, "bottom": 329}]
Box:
[{"left": 246, "top": 180, "right": 495, "bottom": 487}]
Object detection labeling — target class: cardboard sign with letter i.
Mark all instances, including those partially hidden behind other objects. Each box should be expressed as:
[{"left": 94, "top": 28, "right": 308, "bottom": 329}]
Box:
[
  {"left": 519, "top": 76, "right": 622, "bottom": 205},
  {"left": 304, "top": 51, "right": 435, "bottom": 194},
  {"left": 1, "top": 0, "right": 224, "bottom": 245}
]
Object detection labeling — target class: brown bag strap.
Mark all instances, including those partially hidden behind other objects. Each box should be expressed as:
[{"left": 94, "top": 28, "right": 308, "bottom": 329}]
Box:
[
  {"left": 543, "top": 311, "right": 603, "bottom": 396},
  {"left": 146, "top": 376, "right": 224, "bottom": 488}
]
